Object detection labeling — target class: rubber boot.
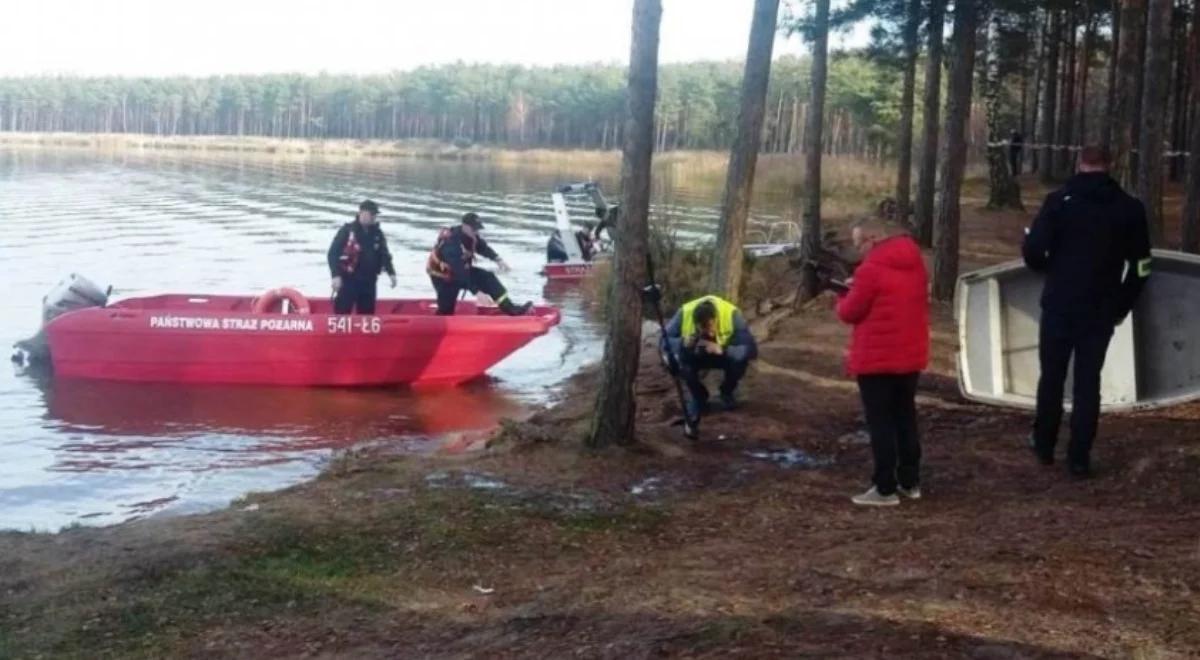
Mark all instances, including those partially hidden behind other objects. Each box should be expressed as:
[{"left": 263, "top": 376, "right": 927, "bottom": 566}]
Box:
[{"left": 499, "top": 299, "right": 533, "bottom": 316}]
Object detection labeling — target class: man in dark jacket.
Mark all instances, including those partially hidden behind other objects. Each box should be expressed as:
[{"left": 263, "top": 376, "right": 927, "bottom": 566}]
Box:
[
  {"left": 661, "top": 295, "right": 758, "bottom": 418},
  {"left": 836, "top": 217, "right": 930, "bottom": 507},
  {"left": 427, "top": 212, "right": 531, "bottom": 316},
  {"left": 327, "top": 199, "right": 396, "bottom": 314},
  {"left": 1022, "top": 145, "right": 1152, "bottom": 477}
]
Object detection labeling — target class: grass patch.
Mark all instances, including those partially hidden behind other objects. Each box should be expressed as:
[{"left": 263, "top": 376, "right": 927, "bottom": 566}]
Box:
[
  {"left": 661, "top": 616, "right": 758, "bottom": 652},
  {"left": 694, "top": 617, "right": 755, "bottom": 645},
  {"left": 551, "top": 506, "right": 668, "bottom": 535},
  {"left": 1, "top": 497, "right": 450, "bottom": 655},
  {"left": 47, "top": 560, "right": 329, "bottom": 659},
  {"left": 656, "top": 151, "right": 896, "bottom": 219},
  {"left": 3, "top": 485, "right": 672, "bottom": 658}
]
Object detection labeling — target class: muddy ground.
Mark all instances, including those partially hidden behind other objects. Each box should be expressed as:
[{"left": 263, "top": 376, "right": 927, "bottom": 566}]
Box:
[{"left": 1, "top": 179, "right": 1198, "bottom": 659}]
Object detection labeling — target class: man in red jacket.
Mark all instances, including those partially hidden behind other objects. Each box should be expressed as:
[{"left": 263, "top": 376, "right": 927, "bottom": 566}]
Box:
[{"left": 835, "top": 217, "right": 930, "bottom": 507}]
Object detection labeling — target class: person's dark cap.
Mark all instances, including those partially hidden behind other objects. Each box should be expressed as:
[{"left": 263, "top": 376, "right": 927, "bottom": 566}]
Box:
[
  {"left": 359, "top": 199, "right": 381, "bottom": 214},
  {"left": 461, "top": 212, "right": 485, "bottom": 230}
]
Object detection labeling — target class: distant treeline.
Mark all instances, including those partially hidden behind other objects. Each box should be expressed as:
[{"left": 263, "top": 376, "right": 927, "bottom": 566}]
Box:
[{"left": 0, "top": 57, "right": 927, "bottom": 158}]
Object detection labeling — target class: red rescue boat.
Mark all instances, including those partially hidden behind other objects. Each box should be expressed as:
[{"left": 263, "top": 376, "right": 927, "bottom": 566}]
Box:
[
  {"left": 43, "top": 290, "right": 560, "bottom": 388},
  {"left": 542, "top": 262, "right": 595, "bottom": 281}
]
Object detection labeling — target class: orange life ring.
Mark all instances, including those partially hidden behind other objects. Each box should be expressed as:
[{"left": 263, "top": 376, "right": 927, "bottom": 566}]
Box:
[{"left": 251, "top": 287, "right": 311, "bottom": 315}]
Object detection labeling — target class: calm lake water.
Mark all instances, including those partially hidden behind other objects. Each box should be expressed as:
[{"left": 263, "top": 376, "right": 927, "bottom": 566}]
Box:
[{"left": 0, "top": 147, "right": 789, "bottom": 531}]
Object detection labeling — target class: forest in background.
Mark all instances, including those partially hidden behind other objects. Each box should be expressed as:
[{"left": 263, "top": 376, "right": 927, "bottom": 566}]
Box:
[
  {"left": 0, "top": 56, "right": 934, "bottom": 160},
  {"left": 0, "top": 2, "right": 1193, "bottom": 178},
  {"left": 0, "top": 1, "right": 1193, "bottom": 177}
]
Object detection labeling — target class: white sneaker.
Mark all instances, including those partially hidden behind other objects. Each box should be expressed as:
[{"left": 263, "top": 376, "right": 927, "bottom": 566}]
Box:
[
  {"left": 851, "top": 486, "right": 900, "bottom": 507},
  {"left": 898, "top": 485, "right": 922, "bottom": 500}
]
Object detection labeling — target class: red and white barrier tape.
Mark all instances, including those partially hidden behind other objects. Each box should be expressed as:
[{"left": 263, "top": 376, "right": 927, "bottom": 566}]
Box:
[{"left": 986, "top": 141, "right": 1191, "bottom": 158}]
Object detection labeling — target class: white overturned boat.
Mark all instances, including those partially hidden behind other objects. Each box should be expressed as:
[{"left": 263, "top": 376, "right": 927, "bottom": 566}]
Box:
[
  {"left": 956, "top": 249, "right": 1200, "bottom": 411},
  {"left": 744, "top": 221, "right": 802, "bottom": 258}
]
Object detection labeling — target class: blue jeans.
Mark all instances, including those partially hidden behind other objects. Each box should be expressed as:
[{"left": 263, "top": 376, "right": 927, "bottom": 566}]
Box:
[{"left": 679, "top": 348, "right": 751, "bottom": 405}]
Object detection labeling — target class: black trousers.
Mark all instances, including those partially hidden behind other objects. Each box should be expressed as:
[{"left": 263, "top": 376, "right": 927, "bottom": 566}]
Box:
[
  {"left": 333, "top": 277, "right": 377, "bottom": 314},
  {"left": 1033, "top": 316, "right": 1114, "bottom": 468},
  {"left": 430, "top": 267, "right": 509, "bottom": 316},
  {"left": 857, "top": 373, "right": 921, "bottom": 496},
  {"left": 680, "top": 351, "right": 750, "bottom": 405}
]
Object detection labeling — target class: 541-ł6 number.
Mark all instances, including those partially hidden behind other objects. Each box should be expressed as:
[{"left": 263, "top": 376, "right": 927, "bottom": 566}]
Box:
[{"left": 327, "top": 316, "right": 381, "bottom": 334}]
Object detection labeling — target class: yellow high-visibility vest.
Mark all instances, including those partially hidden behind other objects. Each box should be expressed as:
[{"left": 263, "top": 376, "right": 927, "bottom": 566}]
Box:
[{"left": 680, "top": 295, "right": 739, "bottom": 347}]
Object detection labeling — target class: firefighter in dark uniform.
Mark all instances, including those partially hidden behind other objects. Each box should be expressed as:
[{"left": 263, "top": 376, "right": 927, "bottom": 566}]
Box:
[
  {"left": 594, "top": 204, "right": 618, "bottom": 243},
  {"left": 428, "top": 212, "right": 532, "bottom": 316},
  {"left": 327, "top": 199, "right": 396, "bottom": 315},
  {"left": 1022, "top": 146, "right": 1152, "bottom": 477}
]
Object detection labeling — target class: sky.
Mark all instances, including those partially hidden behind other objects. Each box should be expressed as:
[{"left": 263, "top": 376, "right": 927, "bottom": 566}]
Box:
[{"left": 0, "top": 0, "right": 870, "bottom": 78}]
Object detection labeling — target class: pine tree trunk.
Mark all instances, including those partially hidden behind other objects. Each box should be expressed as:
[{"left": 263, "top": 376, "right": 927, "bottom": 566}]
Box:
[
  {"left": 1077, "top": 11, "right": 1094, "bottom": 145},
  {"left": 932, "top": 0, "right": 980, "bottom": 301},
  {"left": 1184, "top": 0, "right": 1200, "bottom": 253},
  {"left": 895, "top": 0, "right": 923, "bottom": 220},
  {"left": 587, "top": 0, "right": 662, "bottom": 449},
  {"left": 1137, "top": 0, "right": 1172, "bottom": 246},
  {"left": 1114, "top": 0, "right": 1147, "bottom": 185},
  {"left": 1103, "top": 0, "right": 1122, "bottom": 150},
  {"left": 799, "top": 0, "right": 831, "bottom": 300},
  {"left": 710, "top": 0, "right": 780, "bottom": 301},
  {"left": 798, "top": 103, "right": 809, "bottom": 152},
  {"left": 1031, "top": 11, "right": 1049, "bottom": 173},
  {"left": 1129, "top": 33, "right": 1147, "bottom": 172},
  {"left": 986, "top": 8, "right": 1024, "bottom": 210},
  {"left": 1040, "top": 10, "right": 1062, "bottom": 184},
  {"left": 1056, "top": 10, "right": 1078, "bottom": 178},
  {"left": 772, "top": 92, "right": 785, "bottom": 152},
  {"left": 1019, "top": 49, "right": 1031, "bottom": 140},
  {"left": 787, "top": 97, "right": 796, "bottom": 152},
  {"left": 914, "top": 0, "right": 947, "bottom": 247},
  {"left": 1167, "top": 10, "right": 1189, "bottom": 182},
  {"left": 836, "top": 113, "right": 843, "bottom": 154}
]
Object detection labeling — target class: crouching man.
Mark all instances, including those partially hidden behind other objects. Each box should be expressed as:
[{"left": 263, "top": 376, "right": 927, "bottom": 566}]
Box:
[
  {"left": 661, "top": 295, "right": 758, "bottom": 419},
  {"left": 835, "top": 217, "right": 930, "bottom": 507}
]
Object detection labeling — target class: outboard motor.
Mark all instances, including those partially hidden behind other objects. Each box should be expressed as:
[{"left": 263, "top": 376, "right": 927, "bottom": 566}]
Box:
[{"left": 12, "top": 274, "right": 110, "bottom": 367}]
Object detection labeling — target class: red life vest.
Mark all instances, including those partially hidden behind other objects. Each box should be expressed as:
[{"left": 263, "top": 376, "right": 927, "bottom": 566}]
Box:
[
  {"left": 427, "top": 227, "right": 477, "bottom": 280},
  {"left": 338, "top": 230, "right": 362, "bottom": 275}
]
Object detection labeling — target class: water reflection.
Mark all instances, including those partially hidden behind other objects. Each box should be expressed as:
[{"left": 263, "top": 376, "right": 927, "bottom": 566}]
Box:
[
  {"left": 40, "top": 377, "right": 521, "bottom": 449},
  {"left": 1, "top": 372, "right": 525, "bottom": 529}
]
